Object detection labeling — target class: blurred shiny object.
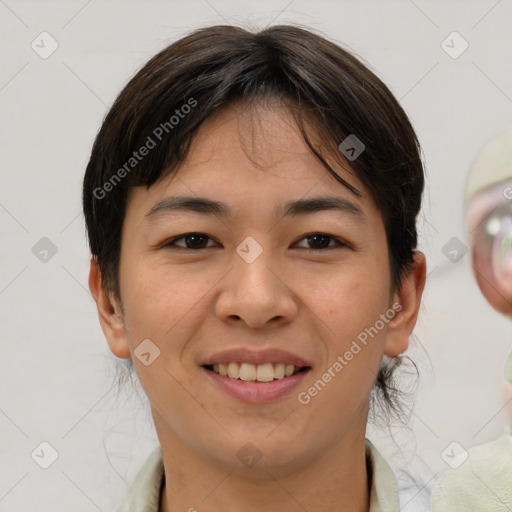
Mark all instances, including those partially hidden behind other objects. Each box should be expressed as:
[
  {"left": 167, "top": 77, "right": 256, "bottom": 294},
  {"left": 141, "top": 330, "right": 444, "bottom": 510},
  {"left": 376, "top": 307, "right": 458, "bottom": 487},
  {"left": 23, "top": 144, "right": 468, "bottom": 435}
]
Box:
[{"left": 465, "top": 129, "right": 512, "bottom": 318}]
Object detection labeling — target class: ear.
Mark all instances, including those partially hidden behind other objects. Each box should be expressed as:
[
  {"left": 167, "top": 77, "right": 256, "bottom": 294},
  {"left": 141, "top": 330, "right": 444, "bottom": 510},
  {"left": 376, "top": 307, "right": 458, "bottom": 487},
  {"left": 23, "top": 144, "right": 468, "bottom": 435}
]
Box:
[
  {"left": 384, "top": 250, "right": 427, "bottom": 356},
  {"left": 88, "top": 259, "right": 131, "bottom": 359}
]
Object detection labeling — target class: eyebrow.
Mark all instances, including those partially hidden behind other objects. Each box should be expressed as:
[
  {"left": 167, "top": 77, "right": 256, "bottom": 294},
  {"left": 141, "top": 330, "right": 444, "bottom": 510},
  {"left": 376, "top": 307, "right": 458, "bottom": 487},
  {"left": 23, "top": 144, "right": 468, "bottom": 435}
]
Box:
[{"left": 144, "top": 195, "right": 366, "bottom": 222}]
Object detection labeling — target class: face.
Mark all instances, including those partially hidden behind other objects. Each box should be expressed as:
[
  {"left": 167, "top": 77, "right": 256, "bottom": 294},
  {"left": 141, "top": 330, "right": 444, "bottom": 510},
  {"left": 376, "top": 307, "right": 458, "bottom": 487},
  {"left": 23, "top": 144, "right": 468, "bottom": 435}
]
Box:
[{"left": 92, "top": 101, "right": 423, "bottom": 475}]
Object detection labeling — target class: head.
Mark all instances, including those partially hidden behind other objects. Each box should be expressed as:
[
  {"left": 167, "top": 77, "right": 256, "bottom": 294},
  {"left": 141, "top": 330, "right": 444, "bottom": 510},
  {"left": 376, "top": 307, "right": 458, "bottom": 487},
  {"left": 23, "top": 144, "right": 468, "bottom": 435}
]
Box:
[{"left": 84, "top": 25, "right": 426, "bottom": 472}]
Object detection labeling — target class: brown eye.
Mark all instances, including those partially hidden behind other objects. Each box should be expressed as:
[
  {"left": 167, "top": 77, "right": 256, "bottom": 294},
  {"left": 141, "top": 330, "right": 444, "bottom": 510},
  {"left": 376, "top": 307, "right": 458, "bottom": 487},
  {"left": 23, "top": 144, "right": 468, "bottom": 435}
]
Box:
[
  {"left": 164, "top": 233, "right": 216, "bottom": 250},
  {"left": 295, "top": 233, "right": 346, "bottom": 250}
]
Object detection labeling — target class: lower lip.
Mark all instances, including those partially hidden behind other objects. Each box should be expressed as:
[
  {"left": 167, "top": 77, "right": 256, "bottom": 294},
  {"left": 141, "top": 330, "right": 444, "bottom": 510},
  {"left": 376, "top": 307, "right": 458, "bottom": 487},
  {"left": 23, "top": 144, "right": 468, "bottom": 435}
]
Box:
[{"left": 202, "top": 367, "right": 310, "bottom": 404}]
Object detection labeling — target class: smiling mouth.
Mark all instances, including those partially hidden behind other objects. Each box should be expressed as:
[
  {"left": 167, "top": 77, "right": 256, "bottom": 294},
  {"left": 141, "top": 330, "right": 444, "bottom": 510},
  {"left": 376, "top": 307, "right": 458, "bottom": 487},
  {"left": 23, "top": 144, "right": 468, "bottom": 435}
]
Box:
[{"left": 203, "top": 362, "right": 311, "bottom": 383}]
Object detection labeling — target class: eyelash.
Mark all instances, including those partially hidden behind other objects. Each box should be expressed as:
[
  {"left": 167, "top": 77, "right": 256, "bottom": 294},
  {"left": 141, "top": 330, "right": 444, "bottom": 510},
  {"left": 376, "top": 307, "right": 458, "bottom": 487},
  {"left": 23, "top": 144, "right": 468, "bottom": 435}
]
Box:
[{"left": 160, "top": 232, "right": 349, "bottom": 251}]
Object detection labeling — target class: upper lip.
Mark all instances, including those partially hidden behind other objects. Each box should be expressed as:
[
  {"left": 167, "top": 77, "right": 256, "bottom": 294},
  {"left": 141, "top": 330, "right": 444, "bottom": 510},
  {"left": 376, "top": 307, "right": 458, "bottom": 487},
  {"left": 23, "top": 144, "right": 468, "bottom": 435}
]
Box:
[{"left": 201, "top": 348, "right": 312, "bottom": 367}]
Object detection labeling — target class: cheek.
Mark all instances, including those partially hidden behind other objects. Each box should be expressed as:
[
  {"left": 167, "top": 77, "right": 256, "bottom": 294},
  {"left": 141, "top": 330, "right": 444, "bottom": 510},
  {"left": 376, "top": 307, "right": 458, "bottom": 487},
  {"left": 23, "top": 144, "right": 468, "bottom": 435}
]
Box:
[
  {"left": 299, "top": 278, "right": 390, "bottom": 426},
  {"left": 119, "top": 260, "right": 216, "bottom": 347},
  {"left": 120, "top": 261, "right": 245, "bottom": 402},
  {"left": 303, "top": 259, "right": 391, "bottom": 396},
  {"left": 304, "top": 260, "right": 390, "bottom": 339}
]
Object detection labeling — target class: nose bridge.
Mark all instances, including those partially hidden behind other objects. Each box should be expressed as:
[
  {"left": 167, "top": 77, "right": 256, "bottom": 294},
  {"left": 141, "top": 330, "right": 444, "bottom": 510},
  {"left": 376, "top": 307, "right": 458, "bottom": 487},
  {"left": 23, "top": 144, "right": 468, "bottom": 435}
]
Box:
[
  {"left": 232, "top": 239, "right": 281, "bottom": 300},
  {"left": 215, "top": 237, "right": 297, "bottom": 327}
]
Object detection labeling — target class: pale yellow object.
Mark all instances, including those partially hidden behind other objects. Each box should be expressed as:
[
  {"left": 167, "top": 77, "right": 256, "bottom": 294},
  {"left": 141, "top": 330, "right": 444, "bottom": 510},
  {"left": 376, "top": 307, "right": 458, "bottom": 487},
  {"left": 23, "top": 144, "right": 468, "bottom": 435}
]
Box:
[
  {"left": 431, "top": 428, "right": 512, "bottom": 511},
  {"left": 464, "top": 127, "right": 512, "bottom": 386},
  {"left": 464, "top": 128, "right": 512, "bottom": 205},
  {"left": 432, "top": 129, "right": 512, "bottom": 510}
]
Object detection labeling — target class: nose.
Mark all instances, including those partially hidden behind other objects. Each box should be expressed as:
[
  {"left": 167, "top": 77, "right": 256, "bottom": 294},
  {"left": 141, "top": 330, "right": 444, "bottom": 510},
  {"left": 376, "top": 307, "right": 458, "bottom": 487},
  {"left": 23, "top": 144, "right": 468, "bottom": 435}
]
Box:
[{"left": 214, "top": 247, "right": 299, "bottom": 329}]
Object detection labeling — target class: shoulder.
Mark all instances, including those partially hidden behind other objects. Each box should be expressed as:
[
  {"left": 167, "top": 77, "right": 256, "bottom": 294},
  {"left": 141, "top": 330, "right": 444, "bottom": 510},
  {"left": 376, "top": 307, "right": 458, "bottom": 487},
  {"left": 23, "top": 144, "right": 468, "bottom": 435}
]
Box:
[{"left": 431, "top": 428, "right": 512, "bottom": 512}]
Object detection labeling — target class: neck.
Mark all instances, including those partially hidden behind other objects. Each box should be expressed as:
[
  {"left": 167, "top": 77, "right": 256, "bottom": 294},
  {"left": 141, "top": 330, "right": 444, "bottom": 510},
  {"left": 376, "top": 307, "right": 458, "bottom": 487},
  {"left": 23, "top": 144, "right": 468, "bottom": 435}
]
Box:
[{"left": 156, "top": 420, "right": 370, "bottom": 512}]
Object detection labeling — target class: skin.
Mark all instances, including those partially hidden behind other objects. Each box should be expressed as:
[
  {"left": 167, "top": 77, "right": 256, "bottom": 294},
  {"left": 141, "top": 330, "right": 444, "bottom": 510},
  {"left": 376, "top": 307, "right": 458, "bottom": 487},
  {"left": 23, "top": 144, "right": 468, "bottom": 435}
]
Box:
[{"left": 89, "top": 100, "right": 426, "bottom": 512}]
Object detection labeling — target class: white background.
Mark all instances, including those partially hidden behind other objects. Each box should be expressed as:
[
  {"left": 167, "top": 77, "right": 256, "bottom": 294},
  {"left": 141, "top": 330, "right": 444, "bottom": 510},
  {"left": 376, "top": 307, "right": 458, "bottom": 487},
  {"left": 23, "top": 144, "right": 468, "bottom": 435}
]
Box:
[{"left": 1, "top": 0, "right": 511, "bottom": 511}]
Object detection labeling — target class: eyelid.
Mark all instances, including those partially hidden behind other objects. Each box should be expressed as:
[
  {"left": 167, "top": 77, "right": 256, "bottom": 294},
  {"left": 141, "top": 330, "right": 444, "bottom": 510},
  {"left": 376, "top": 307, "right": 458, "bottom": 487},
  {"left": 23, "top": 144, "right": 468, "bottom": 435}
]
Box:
[
  {"left": 160, "top": 232, "right": 219, "bottom": 249},
  {"left": 160, "top": 232, "right": 351, "bottom": 251},
  {"left": 293, "top": 233, "right": 349, "bottom": 250}
]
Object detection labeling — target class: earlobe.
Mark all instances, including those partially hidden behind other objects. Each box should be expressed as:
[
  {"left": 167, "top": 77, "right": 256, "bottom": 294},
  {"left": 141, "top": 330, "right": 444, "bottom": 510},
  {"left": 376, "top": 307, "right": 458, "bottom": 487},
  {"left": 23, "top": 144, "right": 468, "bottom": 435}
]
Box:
[
  {"left": 88, "top": 259, "right": 131, "bottom": 359},
  {"left": 384, "top": 250, "right": 427, "bottom": 357}
]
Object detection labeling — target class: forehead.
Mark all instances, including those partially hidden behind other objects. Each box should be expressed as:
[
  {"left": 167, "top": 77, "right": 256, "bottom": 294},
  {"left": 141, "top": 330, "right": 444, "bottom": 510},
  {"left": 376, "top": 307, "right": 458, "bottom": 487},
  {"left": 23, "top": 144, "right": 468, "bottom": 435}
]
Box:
[
  {"left": 181, "top": 101, "right": 357, "bottom": 183},
  {"left": 125, "top": 101, "right": 373, "bottom": 219}
]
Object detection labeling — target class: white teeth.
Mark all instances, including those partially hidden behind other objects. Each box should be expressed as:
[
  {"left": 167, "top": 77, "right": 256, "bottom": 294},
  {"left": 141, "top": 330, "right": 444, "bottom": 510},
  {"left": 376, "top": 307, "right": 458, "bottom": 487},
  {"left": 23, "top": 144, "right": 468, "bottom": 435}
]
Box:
[
  {"left": 227, "top": 362, "right": 239, "bottom": 379},
  {"left": 274, "top": 363, "right": 285, "bottom": 379},
  {"left": 239, "top": 363, "right": 256, "bottom": 381},
  {"left": 210, "top": 362, "right": 304, "bottom": 382},
  {"left": 256, "top": 363, "right": 274, "bottom": 382}
]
